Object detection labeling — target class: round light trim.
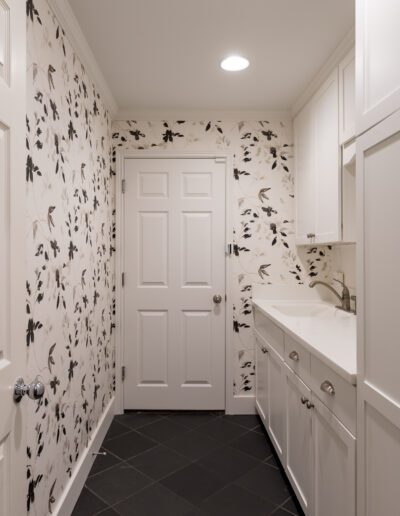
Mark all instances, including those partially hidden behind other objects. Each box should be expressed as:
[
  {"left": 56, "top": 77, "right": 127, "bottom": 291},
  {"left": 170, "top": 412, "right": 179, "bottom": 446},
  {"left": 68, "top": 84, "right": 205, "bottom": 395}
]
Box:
[{"left": 220, "top": 55, "right": 249, "bottom": 72}]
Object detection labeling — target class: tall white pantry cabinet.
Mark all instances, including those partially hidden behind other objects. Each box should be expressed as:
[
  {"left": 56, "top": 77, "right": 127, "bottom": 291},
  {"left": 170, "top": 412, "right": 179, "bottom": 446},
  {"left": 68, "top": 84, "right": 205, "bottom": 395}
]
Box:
[{"left": 356, "top": 0, "right": 400, "bottom": 514}]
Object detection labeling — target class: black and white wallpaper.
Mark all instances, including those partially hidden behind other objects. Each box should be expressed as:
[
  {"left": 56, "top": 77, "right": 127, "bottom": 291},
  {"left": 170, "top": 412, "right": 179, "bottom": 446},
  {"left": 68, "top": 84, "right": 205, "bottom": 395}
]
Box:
[
  {"left": 26, "top": 0, "right": 114, "bottom": 513},
  {"left": 112, "top": 120, "right": 332, "bottom": 397}
]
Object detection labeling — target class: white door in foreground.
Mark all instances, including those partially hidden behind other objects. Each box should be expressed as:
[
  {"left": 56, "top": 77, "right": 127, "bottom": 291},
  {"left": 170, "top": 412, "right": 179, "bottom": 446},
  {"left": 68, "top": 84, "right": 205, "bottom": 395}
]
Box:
[
  {"left": 123, "top": 157, "right": 226, "bottom": 410},
  {"left": 0, "top": 1, "right": 26, "bottom": 515}
]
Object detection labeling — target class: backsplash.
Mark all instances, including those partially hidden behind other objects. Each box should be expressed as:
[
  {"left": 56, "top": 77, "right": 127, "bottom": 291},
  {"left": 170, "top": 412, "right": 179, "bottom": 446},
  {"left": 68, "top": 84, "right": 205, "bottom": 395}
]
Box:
[
  {"left": 26, "top": 0, "right": 114, "bottom": 513},
  {"left": 112, "top": 120, "right": 332, "bottom": 396}
]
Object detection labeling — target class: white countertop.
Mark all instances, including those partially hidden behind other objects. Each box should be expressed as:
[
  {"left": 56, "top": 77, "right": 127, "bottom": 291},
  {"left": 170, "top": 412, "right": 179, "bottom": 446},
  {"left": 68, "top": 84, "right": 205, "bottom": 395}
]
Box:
[{"left": 253, "top": 298, "right": 357, "bottom": 384}]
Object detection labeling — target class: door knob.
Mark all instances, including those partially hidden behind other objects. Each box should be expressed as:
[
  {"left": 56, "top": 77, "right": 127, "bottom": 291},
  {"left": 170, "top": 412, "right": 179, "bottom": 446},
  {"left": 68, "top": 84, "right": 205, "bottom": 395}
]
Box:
[
  {"left": 213, "top": 294, "right": 222, "bottom": 304},
  {"left": 14, "top": 377, "right": 45, "bottom": 403}
]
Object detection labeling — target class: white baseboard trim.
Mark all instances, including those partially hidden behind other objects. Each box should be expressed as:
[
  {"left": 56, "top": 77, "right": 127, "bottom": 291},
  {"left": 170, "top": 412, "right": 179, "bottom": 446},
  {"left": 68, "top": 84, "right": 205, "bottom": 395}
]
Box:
[
  {"left": 54, "top": 397, "right": 115, "bottom": 516},
  {"left": 226, "top": 395, "right": 256, "bottom": 415}
]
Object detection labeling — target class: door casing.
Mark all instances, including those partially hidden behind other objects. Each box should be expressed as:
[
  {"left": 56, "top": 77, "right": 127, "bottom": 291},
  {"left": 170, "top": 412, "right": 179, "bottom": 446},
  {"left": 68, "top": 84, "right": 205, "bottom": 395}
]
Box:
[{"left": 114, "top": 150, "right": 236, "bottom": 413}]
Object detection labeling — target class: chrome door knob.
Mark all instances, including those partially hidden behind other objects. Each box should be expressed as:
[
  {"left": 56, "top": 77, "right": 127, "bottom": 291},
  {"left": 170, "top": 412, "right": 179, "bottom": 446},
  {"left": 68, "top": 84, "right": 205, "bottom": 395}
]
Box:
[
  {"left": 14, "top": 377, "right": 45, "bottom": 403},
  {"left": 213, "top": 294, "right": 222, "bottom": 304}
]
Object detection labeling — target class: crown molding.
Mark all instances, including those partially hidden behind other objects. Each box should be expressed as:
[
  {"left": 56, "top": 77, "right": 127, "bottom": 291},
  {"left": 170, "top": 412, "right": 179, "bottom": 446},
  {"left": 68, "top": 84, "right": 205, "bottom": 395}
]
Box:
[
  {"left": 47, "top": 0, "right": 118, "bottom": 116},
  {"left": 291, "top": 27, "right": 355, "bottom": 117},
  {"left": 114, "top": 109, "right": 292, "bottom": 122}
]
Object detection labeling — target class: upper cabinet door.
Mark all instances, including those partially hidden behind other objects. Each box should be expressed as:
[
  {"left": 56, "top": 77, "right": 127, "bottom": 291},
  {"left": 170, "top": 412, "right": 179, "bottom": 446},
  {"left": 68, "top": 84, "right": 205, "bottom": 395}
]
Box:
[
  {"left": 294, "top": 102, "right": 315, "bottom": 244},
  {"left": 356, "top": 0, "right": 400, "bottom": 134},
  {"left": 313, "top": 70, "right": 341, "bottom": 244},
  {"left": 339, "top": 49, "right": 356, "bottom": 144}
]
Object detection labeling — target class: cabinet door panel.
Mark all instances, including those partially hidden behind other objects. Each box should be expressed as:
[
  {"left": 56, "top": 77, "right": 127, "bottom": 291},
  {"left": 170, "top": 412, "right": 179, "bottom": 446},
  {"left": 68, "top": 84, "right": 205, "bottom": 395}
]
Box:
[
  {"left": 285, "top": 365, "right": 313, "bottom": 514},
  {"left": 294, "top": 102, "right": 315, "bottom": 244},
  {"left": 356, "top": 0, "right": 400, "bottom": 134},
  {"left": 267, "top": 344, "right": 286, "bottom": 461},
  {"left": 313, "top": 396, "right": 355, "bottom": 516},
  {"left": 314, "top": 70, "right": 341, "bottom": 243},
  {"left": 255, "top": 334, "right": 268, "bottom": 423}
]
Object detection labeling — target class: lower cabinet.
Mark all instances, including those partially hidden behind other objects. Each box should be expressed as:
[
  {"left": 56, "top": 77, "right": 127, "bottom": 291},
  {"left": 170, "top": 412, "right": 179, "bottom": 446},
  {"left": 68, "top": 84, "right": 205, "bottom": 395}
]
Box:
[
  {"left": 312, "top": 396, "right": 356, "bottom": 516},
  {"left": 285, "top": 365, "right": 313, "bottom": 514},
  {"left": 254, "top": 328, "right": 356, "bottom": 516}
]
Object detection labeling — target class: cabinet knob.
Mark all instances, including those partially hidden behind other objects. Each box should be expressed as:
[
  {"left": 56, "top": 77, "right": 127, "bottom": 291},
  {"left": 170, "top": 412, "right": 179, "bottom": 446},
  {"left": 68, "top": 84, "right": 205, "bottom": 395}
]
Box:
[
  {"left": 320, "top": 380, "right": 335, "bottom": 396},
  {"left": 306, "top": 233, "right": 315, "bottom": 239},
  {"left": 261, "top": 346, "right": 268, "bottom": 354},
  {"left": 301, "top": 396, "right": 308, "bottom": 404},
  {"left": 289, "top": 350, "right": 299, "bottom": 362}
]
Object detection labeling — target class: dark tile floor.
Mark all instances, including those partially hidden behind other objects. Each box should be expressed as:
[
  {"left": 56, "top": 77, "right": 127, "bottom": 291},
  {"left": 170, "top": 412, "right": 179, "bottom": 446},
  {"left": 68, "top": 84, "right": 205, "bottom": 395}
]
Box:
[{"left": 72, "top": 412, "right": 305, "bottom": 516}]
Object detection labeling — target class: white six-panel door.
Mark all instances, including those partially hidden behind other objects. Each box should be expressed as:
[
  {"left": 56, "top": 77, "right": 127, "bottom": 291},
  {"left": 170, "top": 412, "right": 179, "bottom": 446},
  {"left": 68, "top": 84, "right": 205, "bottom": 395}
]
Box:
[
  {"left": 0, "top": 1, "right": 26, "bottom": 515},
  {"left": 123, "top": 157, "right": 226, "bottom": 410}
]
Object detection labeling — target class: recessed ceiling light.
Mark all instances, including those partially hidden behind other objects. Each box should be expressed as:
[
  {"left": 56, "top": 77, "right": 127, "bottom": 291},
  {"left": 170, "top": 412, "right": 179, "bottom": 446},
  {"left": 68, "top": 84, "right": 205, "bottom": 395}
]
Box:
[{"left": 220, "top": 55, "right": 249, "bottom": 72}]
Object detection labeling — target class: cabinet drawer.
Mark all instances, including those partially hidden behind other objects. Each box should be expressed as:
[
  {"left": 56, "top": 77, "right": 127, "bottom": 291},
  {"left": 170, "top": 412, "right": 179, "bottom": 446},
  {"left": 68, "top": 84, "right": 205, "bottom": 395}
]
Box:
[
  {"left": 310, "top": 356, "right": 356, "bottom": 434},
  {"left": 284, "top": 334, "right": 310, "bottom": 382},
  {"left": 254, "top": 309, "right": 284, "bottom": 357}
]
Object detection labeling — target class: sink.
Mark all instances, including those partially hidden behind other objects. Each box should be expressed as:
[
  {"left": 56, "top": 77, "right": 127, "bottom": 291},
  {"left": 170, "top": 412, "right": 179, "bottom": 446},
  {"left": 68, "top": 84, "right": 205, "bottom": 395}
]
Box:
[{"left": 271, "top": 303, "right": 332, "bottom": 317}]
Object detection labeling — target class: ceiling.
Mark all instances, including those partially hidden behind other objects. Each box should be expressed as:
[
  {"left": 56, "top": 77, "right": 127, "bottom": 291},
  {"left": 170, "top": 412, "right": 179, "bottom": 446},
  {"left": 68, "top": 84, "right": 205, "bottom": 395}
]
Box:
[{"left": 68, "top": 0, "right": 354, "bottom": 113}]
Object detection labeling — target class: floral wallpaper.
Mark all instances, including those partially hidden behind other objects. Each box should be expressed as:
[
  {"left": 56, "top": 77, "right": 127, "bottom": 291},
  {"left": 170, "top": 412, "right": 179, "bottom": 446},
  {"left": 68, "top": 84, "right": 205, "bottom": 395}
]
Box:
[
  {"left": 112, "top": 120, "right": 332, "bottom": 397},
  {"left": 26, "top": 0, "right": 114, "bottom": 513}
]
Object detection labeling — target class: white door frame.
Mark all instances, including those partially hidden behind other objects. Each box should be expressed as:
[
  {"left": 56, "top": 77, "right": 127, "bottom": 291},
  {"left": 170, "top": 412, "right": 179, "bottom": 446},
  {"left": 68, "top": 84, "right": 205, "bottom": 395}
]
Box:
[{"left": 114, "top": 149, "right": 235, "bottom": 414}]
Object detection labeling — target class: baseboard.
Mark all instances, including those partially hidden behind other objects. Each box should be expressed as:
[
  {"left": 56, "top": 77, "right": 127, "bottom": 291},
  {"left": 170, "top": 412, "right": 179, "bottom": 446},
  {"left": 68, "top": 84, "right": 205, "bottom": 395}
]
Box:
[
  {"left": 54, "top": 397, "right": 115, "bottom": 516},
  {"left": 226, "top": 395, "right": 256, "bottom": 415}
]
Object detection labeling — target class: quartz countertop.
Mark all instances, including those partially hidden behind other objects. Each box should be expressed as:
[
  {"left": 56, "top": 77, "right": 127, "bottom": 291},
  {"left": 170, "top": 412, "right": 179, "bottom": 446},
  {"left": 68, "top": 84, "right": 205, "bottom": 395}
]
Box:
[{"left": 253, "top": 298, "right": 357, "bottom": 384}]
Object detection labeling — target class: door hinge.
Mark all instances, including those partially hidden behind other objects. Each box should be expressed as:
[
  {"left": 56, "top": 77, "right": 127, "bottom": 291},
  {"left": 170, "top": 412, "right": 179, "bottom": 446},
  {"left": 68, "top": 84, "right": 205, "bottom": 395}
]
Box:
[
  {"left": 121, "top": 179, "right": 126, "bottom": 193},
  {"left": 226, "top": 243, "right": 233, "bottom": 255},
  {"left": 121, "top": 366, "right": 126, "bottom": 382},
  {"left": 122, "top": 272, "right": 125, "bottom": 287}
]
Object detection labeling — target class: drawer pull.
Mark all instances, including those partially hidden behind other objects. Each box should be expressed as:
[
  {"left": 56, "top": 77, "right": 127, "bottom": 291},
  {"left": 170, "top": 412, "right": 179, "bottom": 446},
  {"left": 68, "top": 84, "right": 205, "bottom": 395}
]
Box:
[
  {"left": 261, "top": 346, "right": 268, "bottom": 354},
  {"left": 289, "top": 350, "right": 299, "bottom": 362},
  {"left": 320, "top": 380, "right": 335, "bottom": 396},
  {"left": 306, "top": 401, "right": 314, "bottom": 409},
  {"left": 307, "top": 233, "right": 315, "bottom": 239},
  {"left": 301, "top": 396, "right": 308, "bottom": 404}
]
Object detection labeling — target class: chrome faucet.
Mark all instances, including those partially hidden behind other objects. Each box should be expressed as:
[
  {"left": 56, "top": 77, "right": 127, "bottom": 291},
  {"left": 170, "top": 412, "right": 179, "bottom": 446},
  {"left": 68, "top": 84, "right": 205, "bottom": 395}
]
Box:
[{"left": 309, "top": 279, "right": 352, "bottom": 313}]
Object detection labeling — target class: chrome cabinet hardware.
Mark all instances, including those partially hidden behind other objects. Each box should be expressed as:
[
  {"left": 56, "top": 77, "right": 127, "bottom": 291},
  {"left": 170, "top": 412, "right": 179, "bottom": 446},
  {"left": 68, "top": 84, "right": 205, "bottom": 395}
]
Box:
[
  {"left": 301, "top": 396, "right": 308, "bottom": 404},
  {"left": 213, "top": 294, "right": 222, "bottom": 304},
  {"left": 14, "top": 377, "right": 45, "bottom": 403},
  {"left": 306, "top": 401, "right": 314, "bottom": 409},
  {"left": 306, "top": 233, "right": 315, "bottom": 239},
  {"left": 289, "top": 350, "right": 299, "bottom": 362},
  {"left": 261, "top": 345, "right": 268, "bottom": 354},
  {"left": 320, "top": 380, "right": 335, "bottom": 396}
]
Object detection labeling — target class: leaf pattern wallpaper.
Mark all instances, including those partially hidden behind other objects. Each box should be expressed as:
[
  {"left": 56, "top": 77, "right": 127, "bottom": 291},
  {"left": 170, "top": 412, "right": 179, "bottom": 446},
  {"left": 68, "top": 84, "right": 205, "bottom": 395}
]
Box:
[
  {"left": 26, "top": 0, "right": 114, "bottom": 513},
  {"left": 25, "top": 1, "right": 334, "bottom": 513},
  {"left": 112, "top": 120, "right": 332, "bottom": 396}
]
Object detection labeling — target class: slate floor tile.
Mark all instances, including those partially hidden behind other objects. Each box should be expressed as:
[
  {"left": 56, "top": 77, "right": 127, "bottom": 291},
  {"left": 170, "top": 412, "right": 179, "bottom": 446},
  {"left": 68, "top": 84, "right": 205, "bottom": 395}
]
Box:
[
  {"left": 103, "top": 430, "right": 157, "bottom": 460},
  {"left": 199, "top": 418, "right": 248, "bottom": 443},
  {"left": 235, "top": 462, "right": 290, "bottom": 505},
  {"left": 137, "top": 418, "right": 189, "bottom": 443},
  {"left": 114, "top": 412, "right": 165, "bottom": 430},
  {"left": 128, "top": 444, "right": 190, "bottom": 481},
  {"left": 200, "top": 484, "right": 276, "bottom": 516},
  {"left": 89, "top": 449, "right": 120, "bottom": 477},
  {"left": 86, "top": 462, "right": 151, "bottom": 506},
  {"left": 198, "top": 445, "right": 259, "bottom": 483},
  {"left": 222, "top": 414, "right": 262, "bottom": 430},
  {"left": 114, "top": 483, "right": 195, "bottom": 516},
  {"left": 71, "top": 487, "right": 107, "bottom": 516},
  {"left": 165, "top": 412, "right": 221, "bottom": 429},
  {"left": 160, "top": 463, "right": 227, "bottom": 505},
  {"left": 230, "top": 429, "right": 274, "bottom": 460},
  {"left": 165, "top": 428, "right": 221, "bottom": 461},
  {"left": 104, "top": 420, "right": 132, "bottom": 441},
  {"left": 281, "top": 495, "right": 305, "bottom": 515}
]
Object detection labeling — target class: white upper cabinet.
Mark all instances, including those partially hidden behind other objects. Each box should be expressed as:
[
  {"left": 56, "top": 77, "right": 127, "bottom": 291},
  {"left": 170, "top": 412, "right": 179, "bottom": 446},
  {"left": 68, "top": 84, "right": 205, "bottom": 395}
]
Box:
[
  {"left": 294, "top": 70, "right": 340, "bottom": 245},
  {"left": 313, "top": 70, "right": 341, "bottom": 243},
  {"left": 356, "top": 0, "right": 400, "bottom": 134},
  {"left": 294, "top": 102, "right": 315, "bottom": 243},
  {"left": 339, "top": 49, "right": 356, "bottom": 144}
]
